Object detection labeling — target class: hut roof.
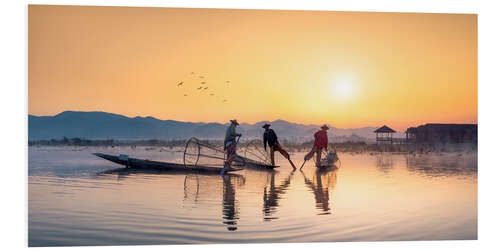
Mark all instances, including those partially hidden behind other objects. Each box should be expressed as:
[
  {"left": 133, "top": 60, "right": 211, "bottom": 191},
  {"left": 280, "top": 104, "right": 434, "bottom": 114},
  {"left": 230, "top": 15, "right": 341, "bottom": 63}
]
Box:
[{"left": 374, "top": 125, "right": 396, "bottom": 133}]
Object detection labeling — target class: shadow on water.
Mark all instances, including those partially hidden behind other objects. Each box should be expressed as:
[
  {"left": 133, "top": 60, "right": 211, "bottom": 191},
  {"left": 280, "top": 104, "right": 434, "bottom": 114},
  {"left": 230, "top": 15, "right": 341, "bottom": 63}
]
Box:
[{"left": 300, "top": 167, "right": 338, "bottom": 215}]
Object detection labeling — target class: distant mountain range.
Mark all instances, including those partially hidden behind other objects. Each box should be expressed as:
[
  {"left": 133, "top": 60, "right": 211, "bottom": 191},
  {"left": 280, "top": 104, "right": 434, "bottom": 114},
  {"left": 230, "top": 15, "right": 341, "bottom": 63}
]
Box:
[{"left": 28, "top": 111, "right": 384, "bottom": 142}]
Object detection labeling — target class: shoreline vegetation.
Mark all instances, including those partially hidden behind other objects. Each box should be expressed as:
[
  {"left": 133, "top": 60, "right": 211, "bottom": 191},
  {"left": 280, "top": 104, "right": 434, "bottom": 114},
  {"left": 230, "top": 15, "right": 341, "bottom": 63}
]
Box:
[{"left": 28, "top": 137, "right": 477, "bottom": 154}]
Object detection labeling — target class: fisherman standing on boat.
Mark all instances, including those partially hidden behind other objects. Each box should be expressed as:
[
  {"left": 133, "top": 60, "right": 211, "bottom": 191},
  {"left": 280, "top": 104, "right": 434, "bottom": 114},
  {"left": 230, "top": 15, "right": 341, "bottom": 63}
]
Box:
[
  {"left": 303, "top": 125, "right": 329, "bottom": 168},
  {"left": 223, "top": 119, "right": 242, "bottom": 170},
  {"left": 262, "top": 124, "right": 296, "bottom": 169}
]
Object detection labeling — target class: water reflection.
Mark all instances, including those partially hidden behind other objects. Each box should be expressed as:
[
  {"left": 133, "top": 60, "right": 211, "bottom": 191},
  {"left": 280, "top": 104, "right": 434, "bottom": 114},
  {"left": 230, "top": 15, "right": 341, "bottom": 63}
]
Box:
[
  {"left": 182, "top": 174, "right": 246, "bottom": 231},
  {"left": 405, "top": 154, "right": 477, "bottom": 178},
  {"left": 96, "top": 166, "right": 341, "bottom": 224},
  {"left": 376, "top": 155, "right": 394, "bottom": 174},
  {"left": 222, "top": 175, "right": 241, "bottom": 231},
  {"left": 301, "top": 168, "right": 338, "bottom": 215},
  {"left": 30, "top": 148, "right": 478, "bottom": 245},
  {"left": 96, "top": 168, "right": 246, "bottom": 231},
  {"left": 262, "top": 170, "right": 295, "bottom": 221}
]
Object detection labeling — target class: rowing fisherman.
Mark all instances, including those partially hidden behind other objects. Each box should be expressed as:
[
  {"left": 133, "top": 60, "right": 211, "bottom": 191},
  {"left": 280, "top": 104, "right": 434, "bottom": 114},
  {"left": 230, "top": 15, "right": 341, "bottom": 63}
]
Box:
[
  {"left": 302, "top": 125, "right": 329, "bottom": 169},
  {"left": 223, "top": 119, "right": 242, "bottom": 170},
  {"left": 262, "top": 124, "right": 296, "bottom": 169}
]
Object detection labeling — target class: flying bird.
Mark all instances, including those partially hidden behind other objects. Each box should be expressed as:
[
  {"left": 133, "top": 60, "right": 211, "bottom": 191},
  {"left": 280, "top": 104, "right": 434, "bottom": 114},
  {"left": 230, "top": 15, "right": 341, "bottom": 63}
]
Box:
[
  {"left": 197, "top": 87, "right": 203, "bottom": 90},
  {"left": 177, "top": 82, "right": 183, "bottom": 86},
  {"left": 201, "top": 81, "right": 206, "bottom": 84},
  {"left": 204, "top": 87, "right": 208, "bottom": 90}
]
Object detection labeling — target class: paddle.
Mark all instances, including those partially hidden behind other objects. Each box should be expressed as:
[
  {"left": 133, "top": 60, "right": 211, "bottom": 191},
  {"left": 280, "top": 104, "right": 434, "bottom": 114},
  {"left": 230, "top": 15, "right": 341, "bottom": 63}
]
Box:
[
  {"left": 299, "top": 160, "right": 307, "bottom": 170},
  {"left": 300, "top": 149, "right": 313, "bottom": 170},
  {"left": 300, "top": 148, "right": 329, "bottom": 170}
]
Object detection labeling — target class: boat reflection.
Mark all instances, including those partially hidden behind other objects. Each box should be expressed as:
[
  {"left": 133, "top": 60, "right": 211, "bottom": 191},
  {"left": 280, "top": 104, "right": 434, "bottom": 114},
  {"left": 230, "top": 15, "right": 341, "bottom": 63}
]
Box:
[
  {"left": 300, "top": 167, "right": 338, "bottom": 215},
  {"left": 96, "top": 167, "right": 242, "bottom": 180},
  {"left": 262, "top": 170, "right": 295, "bottom": 221}
]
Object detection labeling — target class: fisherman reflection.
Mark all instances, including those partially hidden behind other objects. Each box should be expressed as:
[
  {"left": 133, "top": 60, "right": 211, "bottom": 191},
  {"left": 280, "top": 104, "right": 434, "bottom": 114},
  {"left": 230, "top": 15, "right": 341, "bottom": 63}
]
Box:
[
  {"left": 222, "top": 175, "right": 245, "bottom": 231},
  {"left": 263, "top": 170, "right": 295, "bottom": 221},
  {"left": 182, "top": 173, "right": 244, "bottom": 231},
  {"left": 300, "top": 168, "right": 337, "bottom": 215}
]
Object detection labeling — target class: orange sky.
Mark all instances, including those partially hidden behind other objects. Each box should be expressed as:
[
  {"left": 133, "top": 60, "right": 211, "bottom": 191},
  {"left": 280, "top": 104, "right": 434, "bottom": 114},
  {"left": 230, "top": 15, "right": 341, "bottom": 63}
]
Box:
[{"left": 28, "top": 5, "right": 477, "bottom": 131}]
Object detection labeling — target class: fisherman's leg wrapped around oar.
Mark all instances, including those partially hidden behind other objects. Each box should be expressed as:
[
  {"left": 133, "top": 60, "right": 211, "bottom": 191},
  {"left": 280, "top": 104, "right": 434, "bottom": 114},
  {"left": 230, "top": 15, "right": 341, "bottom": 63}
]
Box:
[
  {"left": 273, "top": 143, "right": 296, "bottom": 169},
  {"left": 303, "top": 146, "right": 322, "bottom": 168}
]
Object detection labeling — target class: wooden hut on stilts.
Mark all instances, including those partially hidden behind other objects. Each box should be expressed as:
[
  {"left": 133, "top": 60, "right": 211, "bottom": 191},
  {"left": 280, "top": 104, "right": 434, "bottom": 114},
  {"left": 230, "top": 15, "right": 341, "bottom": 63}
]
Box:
[{"left": 374, "top": 125, "right": 396, "bottom": 144}]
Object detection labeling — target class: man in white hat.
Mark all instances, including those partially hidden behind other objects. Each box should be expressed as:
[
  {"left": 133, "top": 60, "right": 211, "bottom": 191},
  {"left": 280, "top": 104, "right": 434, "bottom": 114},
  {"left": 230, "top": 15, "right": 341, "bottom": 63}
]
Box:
[
  {"left": 223, "top": 119, "right": 242, "bottom": 170},
  {"left": 262, "top": 123, "right": 296, "bottom": 169}
]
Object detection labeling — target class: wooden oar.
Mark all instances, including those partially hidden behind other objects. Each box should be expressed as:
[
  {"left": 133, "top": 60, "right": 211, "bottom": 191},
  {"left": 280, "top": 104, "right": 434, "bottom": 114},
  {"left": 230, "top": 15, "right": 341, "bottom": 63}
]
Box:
[{"left": 299, "top": 160, "right": 307, "bottom": 170}]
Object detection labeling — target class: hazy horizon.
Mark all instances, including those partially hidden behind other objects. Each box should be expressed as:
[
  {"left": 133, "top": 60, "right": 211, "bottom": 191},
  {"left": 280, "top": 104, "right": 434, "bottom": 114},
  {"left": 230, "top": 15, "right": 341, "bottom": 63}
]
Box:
[{"left": 28, "top": 110, "right": 477, "bottom": 133}]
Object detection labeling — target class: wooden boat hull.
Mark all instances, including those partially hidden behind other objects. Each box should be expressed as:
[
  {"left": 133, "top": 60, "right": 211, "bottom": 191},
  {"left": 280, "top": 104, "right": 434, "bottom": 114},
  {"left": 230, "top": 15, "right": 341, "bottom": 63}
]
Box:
[
  {"left": 316, "top": 164, "right": 339, "bottom": 171},
  {"left": 233, "top": 155, "right": 278, "bottom": 170},
  {"left": 93, "top": 153, "right": 241, "bottom": 173}
]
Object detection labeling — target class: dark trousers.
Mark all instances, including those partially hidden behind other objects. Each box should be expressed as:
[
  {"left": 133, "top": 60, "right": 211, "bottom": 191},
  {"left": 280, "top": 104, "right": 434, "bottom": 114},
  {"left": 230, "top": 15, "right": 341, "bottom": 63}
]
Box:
[{"left": 270, "top": 143, "right": 296, "bottom": 168}]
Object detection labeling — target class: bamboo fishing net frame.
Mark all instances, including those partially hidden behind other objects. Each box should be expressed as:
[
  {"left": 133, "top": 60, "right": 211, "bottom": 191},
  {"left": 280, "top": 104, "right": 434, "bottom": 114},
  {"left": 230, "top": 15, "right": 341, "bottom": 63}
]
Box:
[{"left": 183, "top": 137, "right": 272, "bottom": 168}]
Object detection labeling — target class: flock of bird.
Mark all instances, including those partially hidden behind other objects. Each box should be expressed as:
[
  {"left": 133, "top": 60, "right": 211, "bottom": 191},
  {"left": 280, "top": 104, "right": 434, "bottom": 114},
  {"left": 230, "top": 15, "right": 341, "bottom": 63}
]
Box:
[{"left": 177, "top": 72, "right": 230, "bottom": 103}]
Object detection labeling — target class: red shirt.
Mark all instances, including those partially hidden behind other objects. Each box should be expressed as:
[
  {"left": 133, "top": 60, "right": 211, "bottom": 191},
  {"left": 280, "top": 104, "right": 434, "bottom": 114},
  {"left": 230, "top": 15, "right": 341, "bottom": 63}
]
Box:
[{"left": 314, "top": 130, "right": 328, "bottom": 149}]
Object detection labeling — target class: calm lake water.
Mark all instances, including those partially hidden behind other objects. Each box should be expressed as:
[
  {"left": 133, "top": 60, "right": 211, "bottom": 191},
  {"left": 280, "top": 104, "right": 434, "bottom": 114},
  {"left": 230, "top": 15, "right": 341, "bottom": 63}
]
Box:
[{"left": 28, "top": 146, "right": 477, "bottom": 246}]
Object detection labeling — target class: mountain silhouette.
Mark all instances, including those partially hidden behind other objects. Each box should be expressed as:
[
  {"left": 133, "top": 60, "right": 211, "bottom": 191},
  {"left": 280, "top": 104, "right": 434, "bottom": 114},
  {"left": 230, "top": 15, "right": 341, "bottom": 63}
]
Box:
[{"left": 28, "top": 111, "right": 378, "bottom": 141}]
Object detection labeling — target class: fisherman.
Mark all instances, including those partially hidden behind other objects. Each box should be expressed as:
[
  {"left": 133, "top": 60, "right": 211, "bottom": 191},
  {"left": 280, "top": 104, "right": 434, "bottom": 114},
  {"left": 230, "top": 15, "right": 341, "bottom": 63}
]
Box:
[
  {"left": 223, "top": 119, "right": 242, "bottom": 170},
  {"left": 262, "top": 124, "right": 296, "bottom": 169},
  {"left": 303, "top": 125, "right": 329, "bottom": 168}
]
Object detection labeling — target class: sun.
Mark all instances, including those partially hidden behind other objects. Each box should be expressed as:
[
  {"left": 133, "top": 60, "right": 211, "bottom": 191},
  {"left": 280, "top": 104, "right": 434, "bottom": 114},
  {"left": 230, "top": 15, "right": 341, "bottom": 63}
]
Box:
[{"left": 331, "top": 77, "right": 357, "bottom": 101}]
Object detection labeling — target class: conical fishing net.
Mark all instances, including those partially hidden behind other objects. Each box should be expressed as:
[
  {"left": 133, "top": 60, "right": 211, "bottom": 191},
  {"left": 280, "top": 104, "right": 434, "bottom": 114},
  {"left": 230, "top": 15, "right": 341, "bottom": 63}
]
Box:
[
  {"left": 183, "top": 137, "right": 272, "bottom": 168},
  {"left": 184, "top": 137, "right": 227, "bottom": 167},
  {"left": 239, "top": 139, "right": 272, "bottom": 166}
]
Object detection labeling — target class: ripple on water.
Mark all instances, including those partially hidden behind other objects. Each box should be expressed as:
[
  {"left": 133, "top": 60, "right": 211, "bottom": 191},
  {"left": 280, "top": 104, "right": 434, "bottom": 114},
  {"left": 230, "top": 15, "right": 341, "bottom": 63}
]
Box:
[{"left": 29, "top": 148, "right": 477, "bottom": 246}]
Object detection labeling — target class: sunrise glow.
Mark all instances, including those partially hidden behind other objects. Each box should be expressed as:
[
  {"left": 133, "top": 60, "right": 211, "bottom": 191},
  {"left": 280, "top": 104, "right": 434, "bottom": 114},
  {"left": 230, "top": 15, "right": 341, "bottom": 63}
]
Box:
[{"left": 28, "top": 6, "right": 477, "bottom": 130}]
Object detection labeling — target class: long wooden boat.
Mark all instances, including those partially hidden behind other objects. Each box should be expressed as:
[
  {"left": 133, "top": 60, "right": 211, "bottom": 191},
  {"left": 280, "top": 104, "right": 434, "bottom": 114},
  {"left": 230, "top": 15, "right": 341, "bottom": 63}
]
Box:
[{"left": 93, "top": 153, "right": 242, "bottom": 173}]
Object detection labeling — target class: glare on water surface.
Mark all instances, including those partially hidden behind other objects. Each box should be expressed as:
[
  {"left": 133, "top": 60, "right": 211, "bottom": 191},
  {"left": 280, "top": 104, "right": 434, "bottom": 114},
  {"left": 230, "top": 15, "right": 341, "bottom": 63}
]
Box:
[{"left": 28, "top": 146, "right": 477, "bottom": 246}]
